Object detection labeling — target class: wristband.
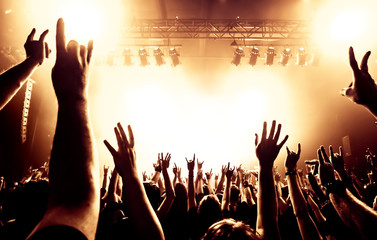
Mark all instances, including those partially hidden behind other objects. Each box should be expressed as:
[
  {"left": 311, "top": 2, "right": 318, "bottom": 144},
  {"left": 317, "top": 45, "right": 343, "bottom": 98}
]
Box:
[
  {"left": 325, "top": 180, "right": 346, "bottom": 195},
  {"left": 285, "top": 170, "right": 297, "bottom": 176}
]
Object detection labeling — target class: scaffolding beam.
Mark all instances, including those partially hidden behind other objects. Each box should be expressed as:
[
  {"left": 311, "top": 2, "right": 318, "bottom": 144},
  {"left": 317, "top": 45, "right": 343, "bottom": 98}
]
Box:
[{"left": 122, "top": 19, "right": 311, "bottom": 46}]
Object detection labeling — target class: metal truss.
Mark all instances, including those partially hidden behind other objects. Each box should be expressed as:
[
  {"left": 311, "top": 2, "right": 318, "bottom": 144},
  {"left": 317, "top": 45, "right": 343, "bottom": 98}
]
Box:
[{"left": 122, "top": 19, "right": 311, "bottom": 46}]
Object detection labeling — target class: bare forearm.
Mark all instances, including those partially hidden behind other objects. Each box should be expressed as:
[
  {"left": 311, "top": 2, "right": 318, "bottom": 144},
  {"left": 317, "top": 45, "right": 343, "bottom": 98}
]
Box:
[
  {"left": 188, "top": 171, "right": 196, "bottom": 209},
  {"left": 0, "top": 58, "right": 38, "bottom": 110},
  {"left": 287, "top": 175, "right": 322, "bottom": 240},
  {"left": 216, "top": 176, "right": 225, "bottom": 194},
  {"left": 123, "top": 176, "right": 165, "bottom": 240},
  {"left": 330, "top": 189, "right": 377, "bottom": 239},
  {"left": 221, "top": 179, "right": 231, "bottom": 211},
  {"left": 49, "top": 101, "right": 99, "bottom": 206},
  {"left": 257, "top": 167, "right": 280, "bottom": 240}
]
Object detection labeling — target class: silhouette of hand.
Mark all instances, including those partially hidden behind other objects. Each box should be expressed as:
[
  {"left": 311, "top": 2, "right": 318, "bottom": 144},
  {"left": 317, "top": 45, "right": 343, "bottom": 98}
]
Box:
[
  {"left": 24, "top": 28, "right": 49, "bottom": 65},
  {"left": 52, "top": 18, "right": 93, "bottom": 103}
]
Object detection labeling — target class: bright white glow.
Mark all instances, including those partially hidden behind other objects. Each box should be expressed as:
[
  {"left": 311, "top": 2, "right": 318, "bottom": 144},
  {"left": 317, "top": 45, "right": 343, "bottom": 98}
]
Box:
[{"left": 312, "top": 0, "right": 377, "bottom": 58}]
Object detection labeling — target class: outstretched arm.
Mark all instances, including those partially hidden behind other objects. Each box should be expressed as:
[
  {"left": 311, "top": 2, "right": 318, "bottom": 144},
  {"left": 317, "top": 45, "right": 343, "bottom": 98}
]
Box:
[
  {"left": 157, "top": 153, "right": 175, "bottom": 220},
  {"left": 28, "top": 19, "right": 99, "bottom": 240},
  {"left": 318, "top": 146, "right": 377, "bottom": 239},
  {"left": 342, "top": 47, "right": 377, "bottom": 118},
  {"left": 255, "top": 120, "right": 288, "bottom": 240},
  {"left": 285, "top": 144, "right": 322, "bottom": 240},
  {"left": 186, "top": 154, "right": 196, "bottom": 209},
  {"left": 0, "top": 28, "right": 49, "bottom": 110},
  {"left": 221, "top": 162, "right": 234, "bottom": 214},
  {"left": 104, "top": 123, "right": 164, "bottom": 240}
]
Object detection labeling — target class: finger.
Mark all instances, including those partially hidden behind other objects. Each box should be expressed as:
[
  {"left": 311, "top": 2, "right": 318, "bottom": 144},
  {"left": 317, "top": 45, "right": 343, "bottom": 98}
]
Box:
[
  {"left": 268, "top": 120, "right": 276, "bottom": 140},
  {"left": 329, "top": 145, "right": 334, "bottom": 160},
  {"left": 39, "top": 29, "right": 49, "bottom": 42},
  {"left": 273, "top": 123, "right": 282, "bottom": 142},
  {"left": 117, "top": 122, "right": 131, "bottom": 149},
  {"left": 158, "top": 153, "right": 161, "bottom": 161},
  {"left": 286, "top": 146, "right": 290, "bottom": 155},
  {"left": 87, "top": 40, "right": 93, "bottom": 63},
  {"left": 104, "top": 140, "right": 117, "bottom": 156},
  {"left": 27, "top": 28, "right": 36, "bottom": 42},
  {"left": 45, "top": 42, "right": 50, "bottom": 58},
  {"left": 277, "top": 135, "right": 289, "bottom": 149},
  {"left": 297, "top": 143, "right": 301, "bottom": 157},
  {"left": 320, "top": 146, "right": 330, "bottom": 163},
  {"left": 360, "top": 51, "right": 371, "bottom": 73},
  {"left": 67, "top": 40, "right": 80, "bottom": 60},
  {"left": 317, "top": 148, "right": 324, "bottom": 165},
  {"left": 255, "top": 133, "right": 258, "bottom": 146},
  {"left": 114, "top": 127, "right": 123, "bottom": 151},
  {"left": 227, "top": 162, "right": 230, "bottom": 170},
  {"left": 56, "top": 18, "right": 66, "bottom": 56},
  {"left": 349, "top": 47, "right": 360, "bottom": 73},
  {"left": 193, "top": 153, "right": 196, "bottom": 161},
  {"left": 128, "top": 125, "right": 135, "bottom": 147},
  {"left": 79, "top": 45, "right": 87, "bottom": 65},
  {"left": 185, "top": 157, "right": 188, "bottom": 163},
  {"left": 261, "top": 122, "right": 267, "bottom": 140},
  {"left": 339, "top": 146, "right": 343, "bottom": 157}
]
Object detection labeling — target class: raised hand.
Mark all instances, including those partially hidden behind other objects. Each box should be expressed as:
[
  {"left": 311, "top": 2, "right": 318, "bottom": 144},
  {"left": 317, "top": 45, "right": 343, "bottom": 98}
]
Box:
[
  {"left": 225, "top": 162, "right": 235, "bottom": 179},
  {"left": 103, "top": 165, "right": 110, "bottom": 176},
  {"left": 24, "top": 28, "right": 49, "bottom": 65},
  {"left": 159, "top": 152, "right": 171, "bottom": 170},
  {"left": 103, "top": 123, "right": 136, "bottom": 178},
  {"left": 285, "top": 144, "right": 301, "bottom": 172},
  {"left": 342, "top": 47, "right": 377, "bottom": 108},
  {"left": 329, "top": 146, "right": 345, "bottom": 174},
  {"left": 186, "top": 154, "right": 196, "bottom": 172},
  {"left": 172, "top": 163, "right": 178, "bottom": 175},
  {"left": 255, "top": 120, "right": 289, "bottom": 169},
  {"left": 318, "top": 146, "right": 336, "bottom": 186},
  {"left": 205, "top": 169, "right": 213, "bottom": 180},
  {"left": 52, "top": 18, "right": 93, "bottom": 102},
  {"left": 197, "top": 158, "right": 204, "bottom": 170}
]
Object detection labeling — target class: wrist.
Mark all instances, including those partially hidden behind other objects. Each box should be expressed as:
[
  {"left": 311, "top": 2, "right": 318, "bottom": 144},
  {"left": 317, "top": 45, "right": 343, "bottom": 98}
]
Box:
[{"left": 285, "top": 169, "right": 297, "bottom": 176}]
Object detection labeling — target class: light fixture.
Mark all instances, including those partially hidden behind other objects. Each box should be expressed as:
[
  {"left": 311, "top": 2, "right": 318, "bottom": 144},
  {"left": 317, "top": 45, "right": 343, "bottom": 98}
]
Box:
[
  {"left": 297, "top": 47, "right": 307, "bottom": 66},
  {"left": 169, "top": 48, "right": 180, "bottom": 67},
  {"left": 249, "top": 47, "right": 259, "bottom": 66},
  {"left": 123, "top": 48, "right": 133, "bottom": 66},
  {"left": 265, "top": 47, "right": 276, "bottom": 66},
  {"left": 153, "top": 48, "right": 165, "bottom": 66},
  {"left": 231, "top": 47, "right": 244, "bottom": 66},
  {"left": 139, "top": 48, "right": 149, "bottom": 66},
  {"left": 279, "top": 48, "right": 291, "bottom": 66}
]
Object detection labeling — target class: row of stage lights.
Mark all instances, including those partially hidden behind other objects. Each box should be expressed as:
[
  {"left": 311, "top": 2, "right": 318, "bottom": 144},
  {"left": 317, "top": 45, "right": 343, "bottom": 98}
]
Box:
[
  {"left": 116, "top": 47, "right": 181, "bottom": 67},
  {"left": 104, "top": 46, "right": 318, "bottom": 67},
  {"left": 232, "top": 47, "right": 319, "bottom": 67}
]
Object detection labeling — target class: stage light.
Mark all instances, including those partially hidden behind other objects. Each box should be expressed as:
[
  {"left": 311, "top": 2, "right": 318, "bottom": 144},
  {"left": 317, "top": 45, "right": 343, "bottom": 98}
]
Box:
[
  {"left": 169, "top": 48, "right": 180, "bottom": 67},
  {"left": 153, "top": 48, "right": 165, "bottom": 66},
  {"left": 231, "top": 47, "right": 245, "bottom": 66},
  {"left": 123, "top": 48, "right": 133, "bottom": 66},
  {"left": 279, "top": 48, "right": 292, "bottom": 66},
  {"left": 249, "top": 47, "right": 259, "bottom": 66},
  {"left": 297, "top": 48, "right": 307, "bottom": 66},
  {"left": 265, "top": 47, "right": 276, "bottom": 66},
  {"left": 139, "top": 48, "right": 149, "bottom": 67}
]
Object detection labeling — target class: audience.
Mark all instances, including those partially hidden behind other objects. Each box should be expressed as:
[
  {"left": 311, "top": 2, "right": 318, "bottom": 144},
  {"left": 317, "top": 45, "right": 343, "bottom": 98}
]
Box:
[{"left": 1, "top": 18, "right": 377, "bottom": 240}]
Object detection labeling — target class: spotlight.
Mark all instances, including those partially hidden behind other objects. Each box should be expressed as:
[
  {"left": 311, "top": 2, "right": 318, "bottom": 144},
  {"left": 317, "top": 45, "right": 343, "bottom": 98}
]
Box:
[
  {"left": 265, "top": 47, "right": 276, "bottom": 66},
  {"left": 169, "top": 48, "right": 180, "bottom": 67},
  {"left": 231, "top": 47, "right": 245, "bottom": 66},
  {"left": 139, "top": 48, "right": 149, "bottom": 67},
  {"left": 279, "top": 48, "right": 291, "bottom": 66},
  {"left": 249, "top": 47, "right": 259, "bottom": 66},
  {"left": 297, "top": 48, "right": 307, "bottom": 66},
  {"left": 153, "top": 48, "right": 165, "bottom": 66},
  {"left": 123, "top": 48, "right": 133, "bottom": 66}
]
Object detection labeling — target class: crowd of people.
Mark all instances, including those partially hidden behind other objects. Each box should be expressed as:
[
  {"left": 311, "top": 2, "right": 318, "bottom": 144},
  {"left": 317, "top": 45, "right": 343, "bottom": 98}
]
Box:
[{"left": 1, "top": 18, "right": 377, "bottom": 239}]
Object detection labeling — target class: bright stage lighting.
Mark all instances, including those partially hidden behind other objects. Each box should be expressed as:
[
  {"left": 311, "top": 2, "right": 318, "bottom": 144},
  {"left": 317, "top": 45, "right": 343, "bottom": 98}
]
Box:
[
  {"left": 169, "top": 48, "right": 180, "bottom": 67},
  {"left": 296, "top": 48, "right": 307, "bottom": 66},
  {"left": 59, "top": 2, "right": 104, "bottom": 44},
  {"left": 279, "top": 48, "right": 291, "bottom": 66},
  {"left": 139, "top": 48, "right": 150, "bottom": 67},
  {"left": 123, "top": 48, "right": 133, "bottom": 66},
  {"left": 249, "top": 47, "right": 259, "bottom": 66},
  {"left": 265, "top": 47, "right": 276, "bottom": 66},
  {"left": 154, "top": 48, "right": 165, "bottom": 66},
  {"left": 231, "top": 47, "right": 245, "bottom": 66}
]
